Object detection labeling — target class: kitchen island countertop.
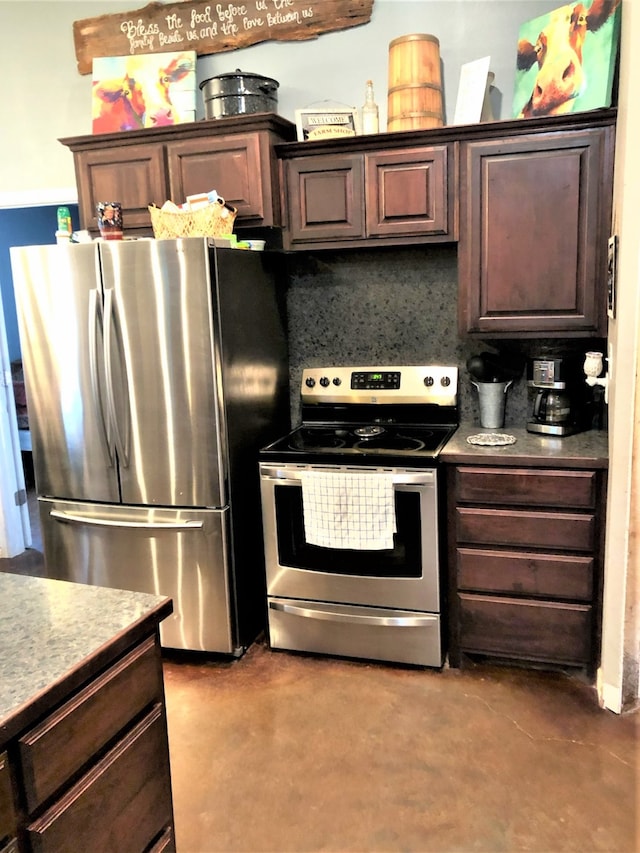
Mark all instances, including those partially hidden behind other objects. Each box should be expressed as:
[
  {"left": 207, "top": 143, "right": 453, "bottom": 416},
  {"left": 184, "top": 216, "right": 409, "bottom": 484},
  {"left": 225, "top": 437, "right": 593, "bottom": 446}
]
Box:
[
  {"left": 441, "top": 425, "right": 608, "bottom": 468},
  {"left": 0, "top": 572, "right": 172, "bottom": 746}
]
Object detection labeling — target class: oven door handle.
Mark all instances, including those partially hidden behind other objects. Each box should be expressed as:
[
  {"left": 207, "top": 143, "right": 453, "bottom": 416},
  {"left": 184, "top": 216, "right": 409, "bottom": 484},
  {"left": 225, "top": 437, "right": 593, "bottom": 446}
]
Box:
[
  {"left": 269, "top": 600, "right": 438, "bottom": 628},
  {"left": 260, "top": 466, "right": 436, "bottom": 487}
]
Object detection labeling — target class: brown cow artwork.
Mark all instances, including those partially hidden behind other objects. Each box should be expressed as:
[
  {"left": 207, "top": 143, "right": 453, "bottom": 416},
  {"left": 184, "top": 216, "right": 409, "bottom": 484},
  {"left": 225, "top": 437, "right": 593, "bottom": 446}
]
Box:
[
  {"left": 92, "top": 51, "right": 196, "bottom": 134},
  {"left": 512, "top": 0, "right": 621, "bottom": 119}
]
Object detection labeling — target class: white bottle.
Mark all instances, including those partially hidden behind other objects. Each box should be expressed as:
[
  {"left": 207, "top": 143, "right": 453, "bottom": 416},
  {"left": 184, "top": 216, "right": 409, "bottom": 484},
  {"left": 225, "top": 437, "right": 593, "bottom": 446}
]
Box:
[{"left": 361, "top": 79, "right": 379, "bottom": 134}]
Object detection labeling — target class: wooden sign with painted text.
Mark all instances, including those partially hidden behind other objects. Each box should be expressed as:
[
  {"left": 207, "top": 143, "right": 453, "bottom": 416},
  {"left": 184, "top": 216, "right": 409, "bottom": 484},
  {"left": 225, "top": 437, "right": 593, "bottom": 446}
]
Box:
[{"left": 73, "top": 0, "right": 374, "bottom": 75}]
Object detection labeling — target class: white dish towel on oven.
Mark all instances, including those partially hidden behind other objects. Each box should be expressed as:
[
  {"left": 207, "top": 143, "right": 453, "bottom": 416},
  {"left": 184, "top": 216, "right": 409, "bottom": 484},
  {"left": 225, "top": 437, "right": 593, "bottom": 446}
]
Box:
[{"left": 299, "top": 470, "right": 397, "bottom": 550}]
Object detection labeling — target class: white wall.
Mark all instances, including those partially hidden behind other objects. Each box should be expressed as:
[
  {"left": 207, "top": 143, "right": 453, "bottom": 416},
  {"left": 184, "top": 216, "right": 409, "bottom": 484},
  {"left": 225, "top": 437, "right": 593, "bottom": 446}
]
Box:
[{"left": 0, "top": 0, "right": 560, "bottom": 204}]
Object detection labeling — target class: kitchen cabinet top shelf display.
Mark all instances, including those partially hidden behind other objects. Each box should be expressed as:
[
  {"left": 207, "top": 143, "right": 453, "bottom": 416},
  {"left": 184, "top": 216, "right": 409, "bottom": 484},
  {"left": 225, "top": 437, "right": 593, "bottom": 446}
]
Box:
[
  {"left": 61, "top": 112, "right": 296, "bottom": 152},
  {"left": 275, "top": 108, "right": 617, "bottom": 157}
]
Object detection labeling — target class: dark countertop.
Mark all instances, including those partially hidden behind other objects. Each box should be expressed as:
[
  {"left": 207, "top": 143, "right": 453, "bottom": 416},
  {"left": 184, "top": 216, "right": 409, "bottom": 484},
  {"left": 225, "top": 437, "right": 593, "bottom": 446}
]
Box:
[
  {"left": 0, "top": 573, "right": 172, "bottom": 746},
  {"left": 441, "top": 424, "right": 609, "bottom": 468}
]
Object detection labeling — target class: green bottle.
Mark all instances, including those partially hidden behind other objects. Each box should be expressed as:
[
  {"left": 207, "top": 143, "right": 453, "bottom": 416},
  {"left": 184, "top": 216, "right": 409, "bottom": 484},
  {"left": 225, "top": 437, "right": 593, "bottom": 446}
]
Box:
[{"left": 57, "top": 206, "right": 72, "bottom": 234}]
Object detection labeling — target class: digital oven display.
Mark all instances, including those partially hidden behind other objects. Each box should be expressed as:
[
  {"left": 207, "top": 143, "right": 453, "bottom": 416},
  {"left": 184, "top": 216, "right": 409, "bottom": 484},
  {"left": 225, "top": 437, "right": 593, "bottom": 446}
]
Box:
[{"left": 351, "top": 371, "right": 401, "bottom": 390}]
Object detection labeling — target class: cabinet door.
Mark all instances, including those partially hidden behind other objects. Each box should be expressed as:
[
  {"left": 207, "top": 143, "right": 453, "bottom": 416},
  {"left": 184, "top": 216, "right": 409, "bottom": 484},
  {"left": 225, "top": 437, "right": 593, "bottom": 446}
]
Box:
[
  {"left": 74, "top": 144, "right": 167, "bottom": 234},
  {"left": 167, "top": 133, "right": 268, "bottom": 224},
  {"left": 365, "top": 146, "right": 453, "bottom": 238},
  {"left": 284, "top": 154, "right": 365, "bottom": 245},
  {"left": 458, "top": 127, "right": 613, "bottom": 336}
]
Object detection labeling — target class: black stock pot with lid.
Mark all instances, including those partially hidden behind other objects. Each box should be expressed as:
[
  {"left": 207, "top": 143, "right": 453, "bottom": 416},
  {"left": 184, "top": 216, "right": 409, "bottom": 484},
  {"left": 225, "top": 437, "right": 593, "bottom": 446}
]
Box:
[{"left": 200, "top": 69, "right": 279, "bottom": 118}]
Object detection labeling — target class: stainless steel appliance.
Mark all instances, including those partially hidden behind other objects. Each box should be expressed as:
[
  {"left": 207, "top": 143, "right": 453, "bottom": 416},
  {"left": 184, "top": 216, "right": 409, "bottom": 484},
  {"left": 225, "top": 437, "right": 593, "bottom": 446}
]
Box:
[
  {"left": 259, "top": 365, "right": 459, "bottom": 667},
  {"left": 526, "top": 355, "right": 591, "bottom": 436},
  {"left": 11, "top": 238, "right": 288, "bottom": 654}
]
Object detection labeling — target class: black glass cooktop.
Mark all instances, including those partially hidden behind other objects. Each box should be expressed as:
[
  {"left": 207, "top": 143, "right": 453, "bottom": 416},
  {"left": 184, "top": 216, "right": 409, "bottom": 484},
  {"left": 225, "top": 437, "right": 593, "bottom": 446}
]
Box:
[{"left": 260, "top": 422, "right": 457, "bottom": 465}]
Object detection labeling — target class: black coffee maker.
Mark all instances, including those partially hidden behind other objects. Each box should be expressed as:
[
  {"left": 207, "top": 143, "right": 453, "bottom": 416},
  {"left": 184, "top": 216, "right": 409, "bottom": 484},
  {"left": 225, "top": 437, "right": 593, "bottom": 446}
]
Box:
[{"left": 527, "top": 355, "right": 591, "bottom": 436}]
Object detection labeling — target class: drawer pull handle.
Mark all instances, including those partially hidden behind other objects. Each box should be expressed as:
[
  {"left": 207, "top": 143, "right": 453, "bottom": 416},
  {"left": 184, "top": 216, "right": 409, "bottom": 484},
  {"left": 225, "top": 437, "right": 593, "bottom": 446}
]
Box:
[{"left": 269, "top": 600, "right": 437, "bottom": 628}]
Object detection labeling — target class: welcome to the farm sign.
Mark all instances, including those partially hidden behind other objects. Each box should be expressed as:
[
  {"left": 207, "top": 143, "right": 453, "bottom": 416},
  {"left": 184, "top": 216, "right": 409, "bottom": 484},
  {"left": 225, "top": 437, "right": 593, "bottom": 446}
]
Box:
[{"left": 73, "top": 0, "right": 375, "bottom": 74}]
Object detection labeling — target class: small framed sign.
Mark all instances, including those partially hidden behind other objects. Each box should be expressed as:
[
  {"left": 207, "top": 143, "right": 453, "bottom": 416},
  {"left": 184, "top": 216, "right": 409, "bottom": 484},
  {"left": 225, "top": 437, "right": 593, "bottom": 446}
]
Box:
[{"left": 295, "top": 106, "right": 358, "bottom": 141}]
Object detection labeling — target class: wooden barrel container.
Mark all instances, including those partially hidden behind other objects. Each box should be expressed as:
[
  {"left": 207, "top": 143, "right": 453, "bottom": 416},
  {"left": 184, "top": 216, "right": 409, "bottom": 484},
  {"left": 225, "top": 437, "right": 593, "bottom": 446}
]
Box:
[{"left": 387, "top": 34, "right": 444, "bottom": 131}]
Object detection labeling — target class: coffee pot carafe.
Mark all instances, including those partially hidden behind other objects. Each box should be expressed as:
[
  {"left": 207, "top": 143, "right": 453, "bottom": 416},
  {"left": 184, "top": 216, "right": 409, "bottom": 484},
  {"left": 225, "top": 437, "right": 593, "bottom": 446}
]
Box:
[{"left": 532, "top": 388, "right": 572, "bottom": 424}]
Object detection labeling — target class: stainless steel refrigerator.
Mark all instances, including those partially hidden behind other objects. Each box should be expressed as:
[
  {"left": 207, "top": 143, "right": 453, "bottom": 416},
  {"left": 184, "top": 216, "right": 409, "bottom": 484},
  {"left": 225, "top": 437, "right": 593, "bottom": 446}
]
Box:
[{"left": 10, "top": 237, "right": 289, "bottom": 654}]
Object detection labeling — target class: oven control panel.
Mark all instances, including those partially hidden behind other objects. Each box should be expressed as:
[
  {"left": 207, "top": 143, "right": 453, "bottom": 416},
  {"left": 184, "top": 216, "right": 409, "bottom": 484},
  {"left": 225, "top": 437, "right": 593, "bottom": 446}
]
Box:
[
  {"left": 351, "top": 371, "right": 401, "bottom": 390},
  {"left": 301, "top": 365, "right": 458, "bottom": 406}
]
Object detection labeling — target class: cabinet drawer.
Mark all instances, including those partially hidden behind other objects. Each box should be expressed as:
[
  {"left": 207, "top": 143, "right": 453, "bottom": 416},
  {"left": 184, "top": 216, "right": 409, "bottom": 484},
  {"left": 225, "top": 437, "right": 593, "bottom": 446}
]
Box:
[
  {"left": 26, "top": 705, "right": 173, "bottom": 853},
  {"left": 19, "top": 636, "right": 162, "bottom": 812},
  {"left": 148, "top": 825, "right": 176, "bottom": 852},
  {"left": 458, "top": 593, "right": 592, "bottom": 664},
  {"left": 0, "top": 752, "right": 16, "bottom": 844},
  {"left": 457, "top": 548, "right": 594, "bottom": 600},
  {"left": 456, "top": 507, "right": 594, "bottom": 551},
  {"left": 456, "top": 467, "right": 596, "bottom": 508}
]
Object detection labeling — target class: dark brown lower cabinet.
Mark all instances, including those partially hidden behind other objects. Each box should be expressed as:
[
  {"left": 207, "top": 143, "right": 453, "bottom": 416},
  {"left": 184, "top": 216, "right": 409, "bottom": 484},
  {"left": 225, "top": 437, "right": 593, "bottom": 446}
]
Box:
[
  {"left": 446, "top": 464, "right": 607, "bottom": 676},
  {"left": 3, "top": 633, "right": 174, "bottom": 853}
]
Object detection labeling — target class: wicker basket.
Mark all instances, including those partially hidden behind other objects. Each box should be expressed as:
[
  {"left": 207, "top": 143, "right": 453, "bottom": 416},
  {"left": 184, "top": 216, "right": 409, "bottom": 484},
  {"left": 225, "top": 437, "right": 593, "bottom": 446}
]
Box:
[{"left": 149, "top": 199, "right": 237, "bottom": 239}]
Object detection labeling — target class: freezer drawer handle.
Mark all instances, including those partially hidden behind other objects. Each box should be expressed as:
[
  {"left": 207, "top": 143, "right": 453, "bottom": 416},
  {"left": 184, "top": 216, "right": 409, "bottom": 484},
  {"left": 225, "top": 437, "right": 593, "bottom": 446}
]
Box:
[
  {"left": 269, "top": 600, "right": 437, "bottom": 628},
  {"left": 49, "top": 509, "right": 203, "bottom": 530}
]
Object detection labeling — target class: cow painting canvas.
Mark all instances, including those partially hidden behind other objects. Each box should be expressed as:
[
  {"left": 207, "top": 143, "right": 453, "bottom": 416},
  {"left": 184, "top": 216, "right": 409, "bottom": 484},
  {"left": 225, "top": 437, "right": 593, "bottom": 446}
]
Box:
[
  {"left": 92, "top": 51, "right": 196, "bottom": 134},
  {"left": 512, "top": 0, "right": 621, "bottom": 119}
]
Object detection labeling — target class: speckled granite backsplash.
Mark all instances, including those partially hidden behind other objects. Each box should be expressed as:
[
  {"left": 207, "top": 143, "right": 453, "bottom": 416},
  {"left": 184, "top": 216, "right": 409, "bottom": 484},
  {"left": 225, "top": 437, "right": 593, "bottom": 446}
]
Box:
[{"left": 284, "top": 246, "right": 607, "bottom": 431}]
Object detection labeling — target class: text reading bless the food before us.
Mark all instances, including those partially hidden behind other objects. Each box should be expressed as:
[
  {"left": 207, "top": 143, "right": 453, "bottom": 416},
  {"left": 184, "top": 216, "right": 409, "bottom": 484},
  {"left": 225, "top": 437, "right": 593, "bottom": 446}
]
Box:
[{"left": 123, "top": 1, "right": 314, "bottom": 49}]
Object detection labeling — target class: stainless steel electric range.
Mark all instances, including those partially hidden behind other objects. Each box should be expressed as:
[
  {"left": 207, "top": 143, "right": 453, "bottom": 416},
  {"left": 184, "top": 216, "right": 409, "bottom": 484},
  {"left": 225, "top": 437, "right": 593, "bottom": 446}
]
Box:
[{"left": 259, "top": 365, "right": 459, "bottom": 667}]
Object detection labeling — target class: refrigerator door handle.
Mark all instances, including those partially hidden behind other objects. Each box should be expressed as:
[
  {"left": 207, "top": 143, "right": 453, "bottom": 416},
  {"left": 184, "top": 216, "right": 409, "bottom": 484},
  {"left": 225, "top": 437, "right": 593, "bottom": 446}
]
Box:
[
  {"left": 88, "top": 287, "right": 115, "bottom": 466},
  {"left": 49, "top": 509, "right": 204, "bottom": 530},
  {"left": 103, "top": 287, "right": 130, "bottom": 467}
]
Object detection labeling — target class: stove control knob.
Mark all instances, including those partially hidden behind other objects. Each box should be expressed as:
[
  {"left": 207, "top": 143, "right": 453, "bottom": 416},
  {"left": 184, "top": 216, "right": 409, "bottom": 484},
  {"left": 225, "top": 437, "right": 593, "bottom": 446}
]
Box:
[
  {"left": 332, "top": 377, "right": 342, "bottom": 386},
  {"left": 319, "top": 376, "right": 330, "bottom": 387},
  {"left": 305, "top": 377, "right": 316, "bottom": 388},
  {"left": 423, "top": 376, "right": 435, "bottom": 387},
  {"left": 441, "top": 376, "right": 451, "bottom": 387}
]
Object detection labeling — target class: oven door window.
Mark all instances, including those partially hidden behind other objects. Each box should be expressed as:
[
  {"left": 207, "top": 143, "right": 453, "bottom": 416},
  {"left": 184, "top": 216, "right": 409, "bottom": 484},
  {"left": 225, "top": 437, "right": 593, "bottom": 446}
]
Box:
[{"left": 274, "top": 484, "right": 422, "bottom": 577}]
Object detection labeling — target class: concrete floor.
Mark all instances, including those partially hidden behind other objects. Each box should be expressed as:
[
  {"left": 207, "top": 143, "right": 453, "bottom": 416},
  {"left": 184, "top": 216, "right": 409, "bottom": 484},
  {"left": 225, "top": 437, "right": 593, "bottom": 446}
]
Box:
[{"left": 163, "top": 640, "right": 639, "bottom": 853}]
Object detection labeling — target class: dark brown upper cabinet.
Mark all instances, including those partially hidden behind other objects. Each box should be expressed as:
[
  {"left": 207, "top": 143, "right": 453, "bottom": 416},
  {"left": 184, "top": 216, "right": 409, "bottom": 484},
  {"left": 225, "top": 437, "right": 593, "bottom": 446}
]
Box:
[
  {"left": 457, "top": 115, "right": 615, "bottom": 338},
  {"left": 60, "top": 114, "right": 296, "bottom": 238},
  {"left": 278, "top": 137, "right": 457, "bottom": 250},
  {"left": 276, "top": 110, "right": 615, "bottom": 338}
]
